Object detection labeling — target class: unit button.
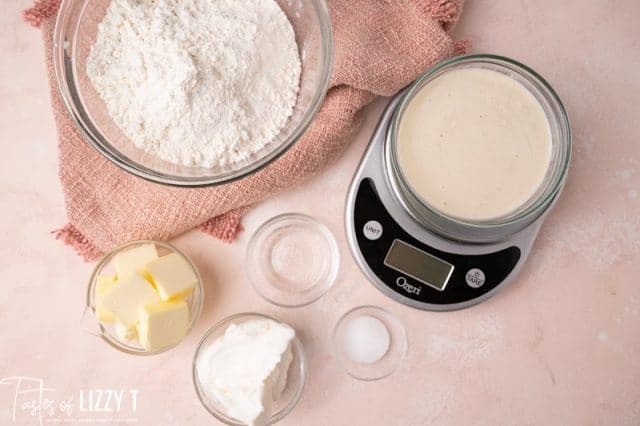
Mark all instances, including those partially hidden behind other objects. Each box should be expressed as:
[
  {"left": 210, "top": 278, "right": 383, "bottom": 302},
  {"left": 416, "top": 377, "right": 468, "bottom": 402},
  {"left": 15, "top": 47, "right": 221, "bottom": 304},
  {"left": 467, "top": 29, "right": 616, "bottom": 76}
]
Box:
[
  {"left": 465, "top": 268, "right": 485, "bottom": 288},
  {"left": 363, "top": 220, "right": 383, "bottom": 240}
]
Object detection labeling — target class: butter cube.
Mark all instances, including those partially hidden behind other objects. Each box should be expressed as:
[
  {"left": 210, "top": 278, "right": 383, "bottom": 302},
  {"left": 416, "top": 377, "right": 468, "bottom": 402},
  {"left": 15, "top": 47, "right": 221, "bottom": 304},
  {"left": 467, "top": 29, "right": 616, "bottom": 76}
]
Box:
[
  {"left": 101, "top": 274, "right": 160, "bottom": 327},
  {"left": 146, "top": 253, "right": 197, "bottom": 300},
  {"left": 138, "top": 300, "right": 189, "bottom": 350},
  {"left": 115, "top": 320, "right": 137, "bottom": 341},
  {"left": 114, "top": 244, "right": 158, "bottom": 278},
  {"left": 95, "top": 275, "right": 117, "bottom": 322}
]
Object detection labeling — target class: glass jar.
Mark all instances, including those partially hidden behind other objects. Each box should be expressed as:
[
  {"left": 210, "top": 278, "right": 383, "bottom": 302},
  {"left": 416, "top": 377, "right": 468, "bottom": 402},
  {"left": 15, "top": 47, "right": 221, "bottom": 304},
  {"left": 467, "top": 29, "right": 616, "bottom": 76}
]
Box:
[{"left": 385, "top": 54, "right": 572, "bottom": 243}]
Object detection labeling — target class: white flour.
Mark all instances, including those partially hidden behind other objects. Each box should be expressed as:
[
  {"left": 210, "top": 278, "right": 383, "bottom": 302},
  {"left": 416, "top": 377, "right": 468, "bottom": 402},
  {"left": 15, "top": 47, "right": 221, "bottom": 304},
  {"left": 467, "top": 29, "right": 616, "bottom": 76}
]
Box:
[{"left": 86, "top": 0, "right": 301, "bottom": 167}]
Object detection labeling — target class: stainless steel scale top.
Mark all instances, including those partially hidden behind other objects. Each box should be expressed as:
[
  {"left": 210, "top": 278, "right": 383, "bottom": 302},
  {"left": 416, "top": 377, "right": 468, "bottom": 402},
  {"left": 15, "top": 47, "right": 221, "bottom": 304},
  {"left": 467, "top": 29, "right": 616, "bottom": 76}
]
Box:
[{"left": 344, "top": 55, "right": 571, "bottom": 311}]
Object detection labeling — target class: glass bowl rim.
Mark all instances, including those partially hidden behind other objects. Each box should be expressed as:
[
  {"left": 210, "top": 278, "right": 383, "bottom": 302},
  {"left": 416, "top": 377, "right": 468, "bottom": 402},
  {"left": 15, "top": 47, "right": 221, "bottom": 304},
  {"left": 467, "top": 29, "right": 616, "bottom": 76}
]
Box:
[
  {"left": 191, "top": 312, "right": 307, "bottom": 425},
  {"left": 246, "top": 213, "right": 340, "bottom": 308},
  {"left": 330, "top": 305, "right": 408, "bottom": 381},
  {"left": 386, "top": 53, "right": 572, "bottom": 234},
  {"left": 85, "top": 239, "right": 204, "bottom": 356},
  {"left": 52, "top": 0, "right": 334, "bottom": 187}
]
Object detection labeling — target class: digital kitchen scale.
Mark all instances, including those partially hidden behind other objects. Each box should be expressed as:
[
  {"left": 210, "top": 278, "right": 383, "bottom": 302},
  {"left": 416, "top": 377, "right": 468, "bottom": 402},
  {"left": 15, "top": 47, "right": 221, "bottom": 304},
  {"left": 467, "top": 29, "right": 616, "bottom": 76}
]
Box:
[{"left": 345, "top": 55, "right": 571, "bottom": 311}]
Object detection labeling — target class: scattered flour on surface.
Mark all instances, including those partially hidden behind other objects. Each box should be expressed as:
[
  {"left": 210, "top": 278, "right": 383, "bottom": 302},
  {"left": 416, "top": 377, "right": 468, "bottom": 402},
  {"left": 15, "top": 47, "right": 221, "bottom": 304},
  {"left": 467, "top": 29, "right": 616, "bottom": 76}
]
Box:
[
  {"left": 616, "top": 169, "right": 634, "bottom": 181},
  {"left": 529, "top": 207, "right": 640, "bottom": 278},
  {"left": 405, "top": 382, "right": 456, "bottom": 424},
  {"left": 86, "top": 0, "right": 301, "bottom": 167},
  {"left": 425, "top": 313, "right": 504, "bottom": 364},
  {"left": 524, "top": 154, "right": 640, "bottom": 280}
]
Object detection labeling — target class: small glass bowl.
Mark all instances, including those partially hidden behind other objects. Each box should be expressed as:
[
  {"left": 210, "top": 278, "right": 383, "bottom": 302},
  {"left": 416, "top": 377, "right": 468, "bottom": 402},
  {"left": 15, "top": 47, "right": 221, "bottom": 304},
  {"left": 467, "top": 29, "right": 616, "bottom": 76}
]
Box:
[
  {"left": 246, "top": 214, "right": 339, "bottom": 307},
  {"left": 332, "top": 306, "right": 408, "bottom": 381},
  {"left": 53, "top": 0, "right": 333, "bottom": 187},
  {"left": 83, "top": 240, "right": 204, "bottom": 355},
  {"left": 192, "top": 313, "right": 306, "bottom": 425}
]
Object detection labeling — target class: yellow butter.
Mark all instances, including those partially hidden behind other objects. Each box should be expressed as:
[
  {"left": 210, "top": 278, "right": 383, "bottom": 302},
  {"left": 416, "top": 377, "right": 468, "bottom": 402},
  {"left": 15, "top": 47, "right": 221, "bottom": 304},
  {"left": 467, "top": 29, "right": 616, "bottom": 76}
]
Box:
[
  {"left": 113, "top": 244, "right": 158, "bottom": 279},
  {"left": 138, "top": 300, "right": 189, "bottom": 351},
  {"left": 146, "top": 253, "right": 197, "bottom": 301},
  {"left": 100, "top": 274, "right": 160, "bottom": 327},
  {"left": 95, "top": 275, "right": 117, "bottom": 322},
  {"left": 115, "top": 320, "right": 137, "bottom": 341}
]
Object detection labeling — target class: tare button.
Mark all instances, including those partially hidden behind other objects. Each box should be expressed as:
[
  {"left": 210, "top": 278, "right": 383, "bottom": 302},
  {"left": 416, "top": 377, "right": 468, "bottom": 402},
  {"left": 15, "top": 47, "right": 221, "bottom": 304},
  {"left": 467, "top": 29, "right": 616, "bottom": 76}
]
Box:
[
  {"left": 363, "top": 220, "right": 383, "bottom": 240},
  {"left": 465, "top": 268, "right": 486, "bottom": 288}
]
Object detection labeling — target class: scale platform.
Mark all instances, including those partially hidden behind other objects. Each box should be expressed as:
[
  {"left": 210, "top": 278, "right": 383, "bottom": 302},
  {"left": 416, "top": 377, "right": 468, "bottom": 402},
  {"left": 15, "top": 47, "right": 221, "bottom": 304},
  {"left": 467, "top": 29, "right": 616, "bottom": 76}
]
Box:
[{"left": 345, "top": 94, "right": 550, "bottom": 311}]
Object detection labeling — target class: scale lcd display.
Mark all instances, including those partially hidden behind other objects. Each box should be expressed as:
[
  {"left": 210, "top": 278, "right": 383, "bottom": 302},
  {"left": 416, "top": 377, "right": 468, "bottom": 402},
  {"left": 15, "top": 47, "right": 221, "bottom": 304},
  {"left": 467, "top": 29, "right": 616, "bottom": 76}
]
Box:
[{"left": 383, "top": 239, "right": 454, "bottom": 291}]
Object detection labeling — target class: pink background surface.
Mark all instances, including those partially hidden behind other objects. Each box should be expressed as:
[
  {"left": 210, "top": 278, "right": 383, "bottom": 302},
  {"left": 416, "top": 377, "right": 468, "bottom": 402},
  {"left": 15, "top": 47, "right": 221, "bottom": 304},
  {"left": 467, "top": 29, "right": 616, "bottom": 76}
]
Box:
[{"left": 1, "top": 0, "right": 639, "bottom": 424}]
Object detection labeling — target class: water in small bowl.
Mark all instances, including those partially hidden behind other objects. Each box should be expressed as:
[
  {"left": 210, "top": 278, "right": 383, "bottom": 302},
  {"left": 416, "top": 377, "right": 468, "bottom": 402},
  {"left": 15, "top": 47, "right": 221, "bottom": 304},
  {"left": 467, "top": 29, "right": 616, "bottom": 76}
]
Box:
[{"left": 246, "top": 214, "right": 339, "bottom": 307}]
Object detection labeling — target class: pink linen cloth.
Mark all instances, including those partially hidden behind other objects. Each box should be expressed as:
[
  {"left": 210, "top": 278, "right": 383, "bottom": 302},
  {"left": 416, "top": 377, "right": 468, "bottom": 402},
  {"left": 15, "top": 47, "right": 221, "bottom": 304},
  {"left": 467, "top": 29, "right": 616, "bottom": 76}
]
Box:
[{"left": 24, "top": 0, "right": 467, "bottom": 260}]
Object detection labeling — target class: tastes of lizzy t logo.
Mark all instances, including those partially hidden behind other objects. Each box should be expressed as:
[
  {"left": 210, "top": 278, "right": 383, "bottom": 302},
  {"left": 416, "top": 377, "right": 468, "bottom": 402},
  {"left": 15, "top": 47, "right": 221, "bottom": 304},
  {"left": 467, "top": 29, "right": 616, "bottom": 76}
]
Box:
[{"left": 0, "top": 376, "right": 139, "bottom": 424}]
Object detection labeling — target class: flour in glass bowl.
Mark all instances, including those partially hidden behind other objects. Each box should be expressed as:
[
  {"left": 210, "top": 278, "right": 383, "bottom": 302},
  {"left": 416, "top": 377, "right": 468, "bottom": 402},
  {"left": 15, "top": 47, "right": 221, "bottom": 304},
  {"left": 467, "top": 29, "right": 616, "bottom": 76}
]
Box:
[{"left": 86, "top": 0, "right": 301, "bottom": 167}]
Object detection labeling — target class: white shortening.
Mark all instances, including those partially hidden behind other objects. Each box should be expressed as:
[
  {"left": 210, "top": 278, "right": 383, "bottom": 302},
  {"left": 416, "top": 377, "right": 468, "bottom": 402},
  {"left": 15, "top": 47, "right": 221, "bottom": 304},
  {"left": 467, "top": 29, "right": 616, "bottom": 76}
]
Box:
[{"left": 196, "top": 319, "right": 295, "bottom": 426}]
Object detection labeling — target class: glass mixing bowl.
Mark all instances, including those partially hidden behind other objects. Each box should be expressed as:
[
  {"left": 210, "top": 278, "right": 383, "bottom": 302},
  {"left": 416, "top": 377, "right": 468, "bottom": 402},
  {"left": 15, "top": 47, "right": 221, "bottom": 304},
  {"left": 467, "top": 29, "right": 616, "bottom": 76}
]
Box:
[{"left": 53, "top": 0, "right": 333, "bottom": 187}]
